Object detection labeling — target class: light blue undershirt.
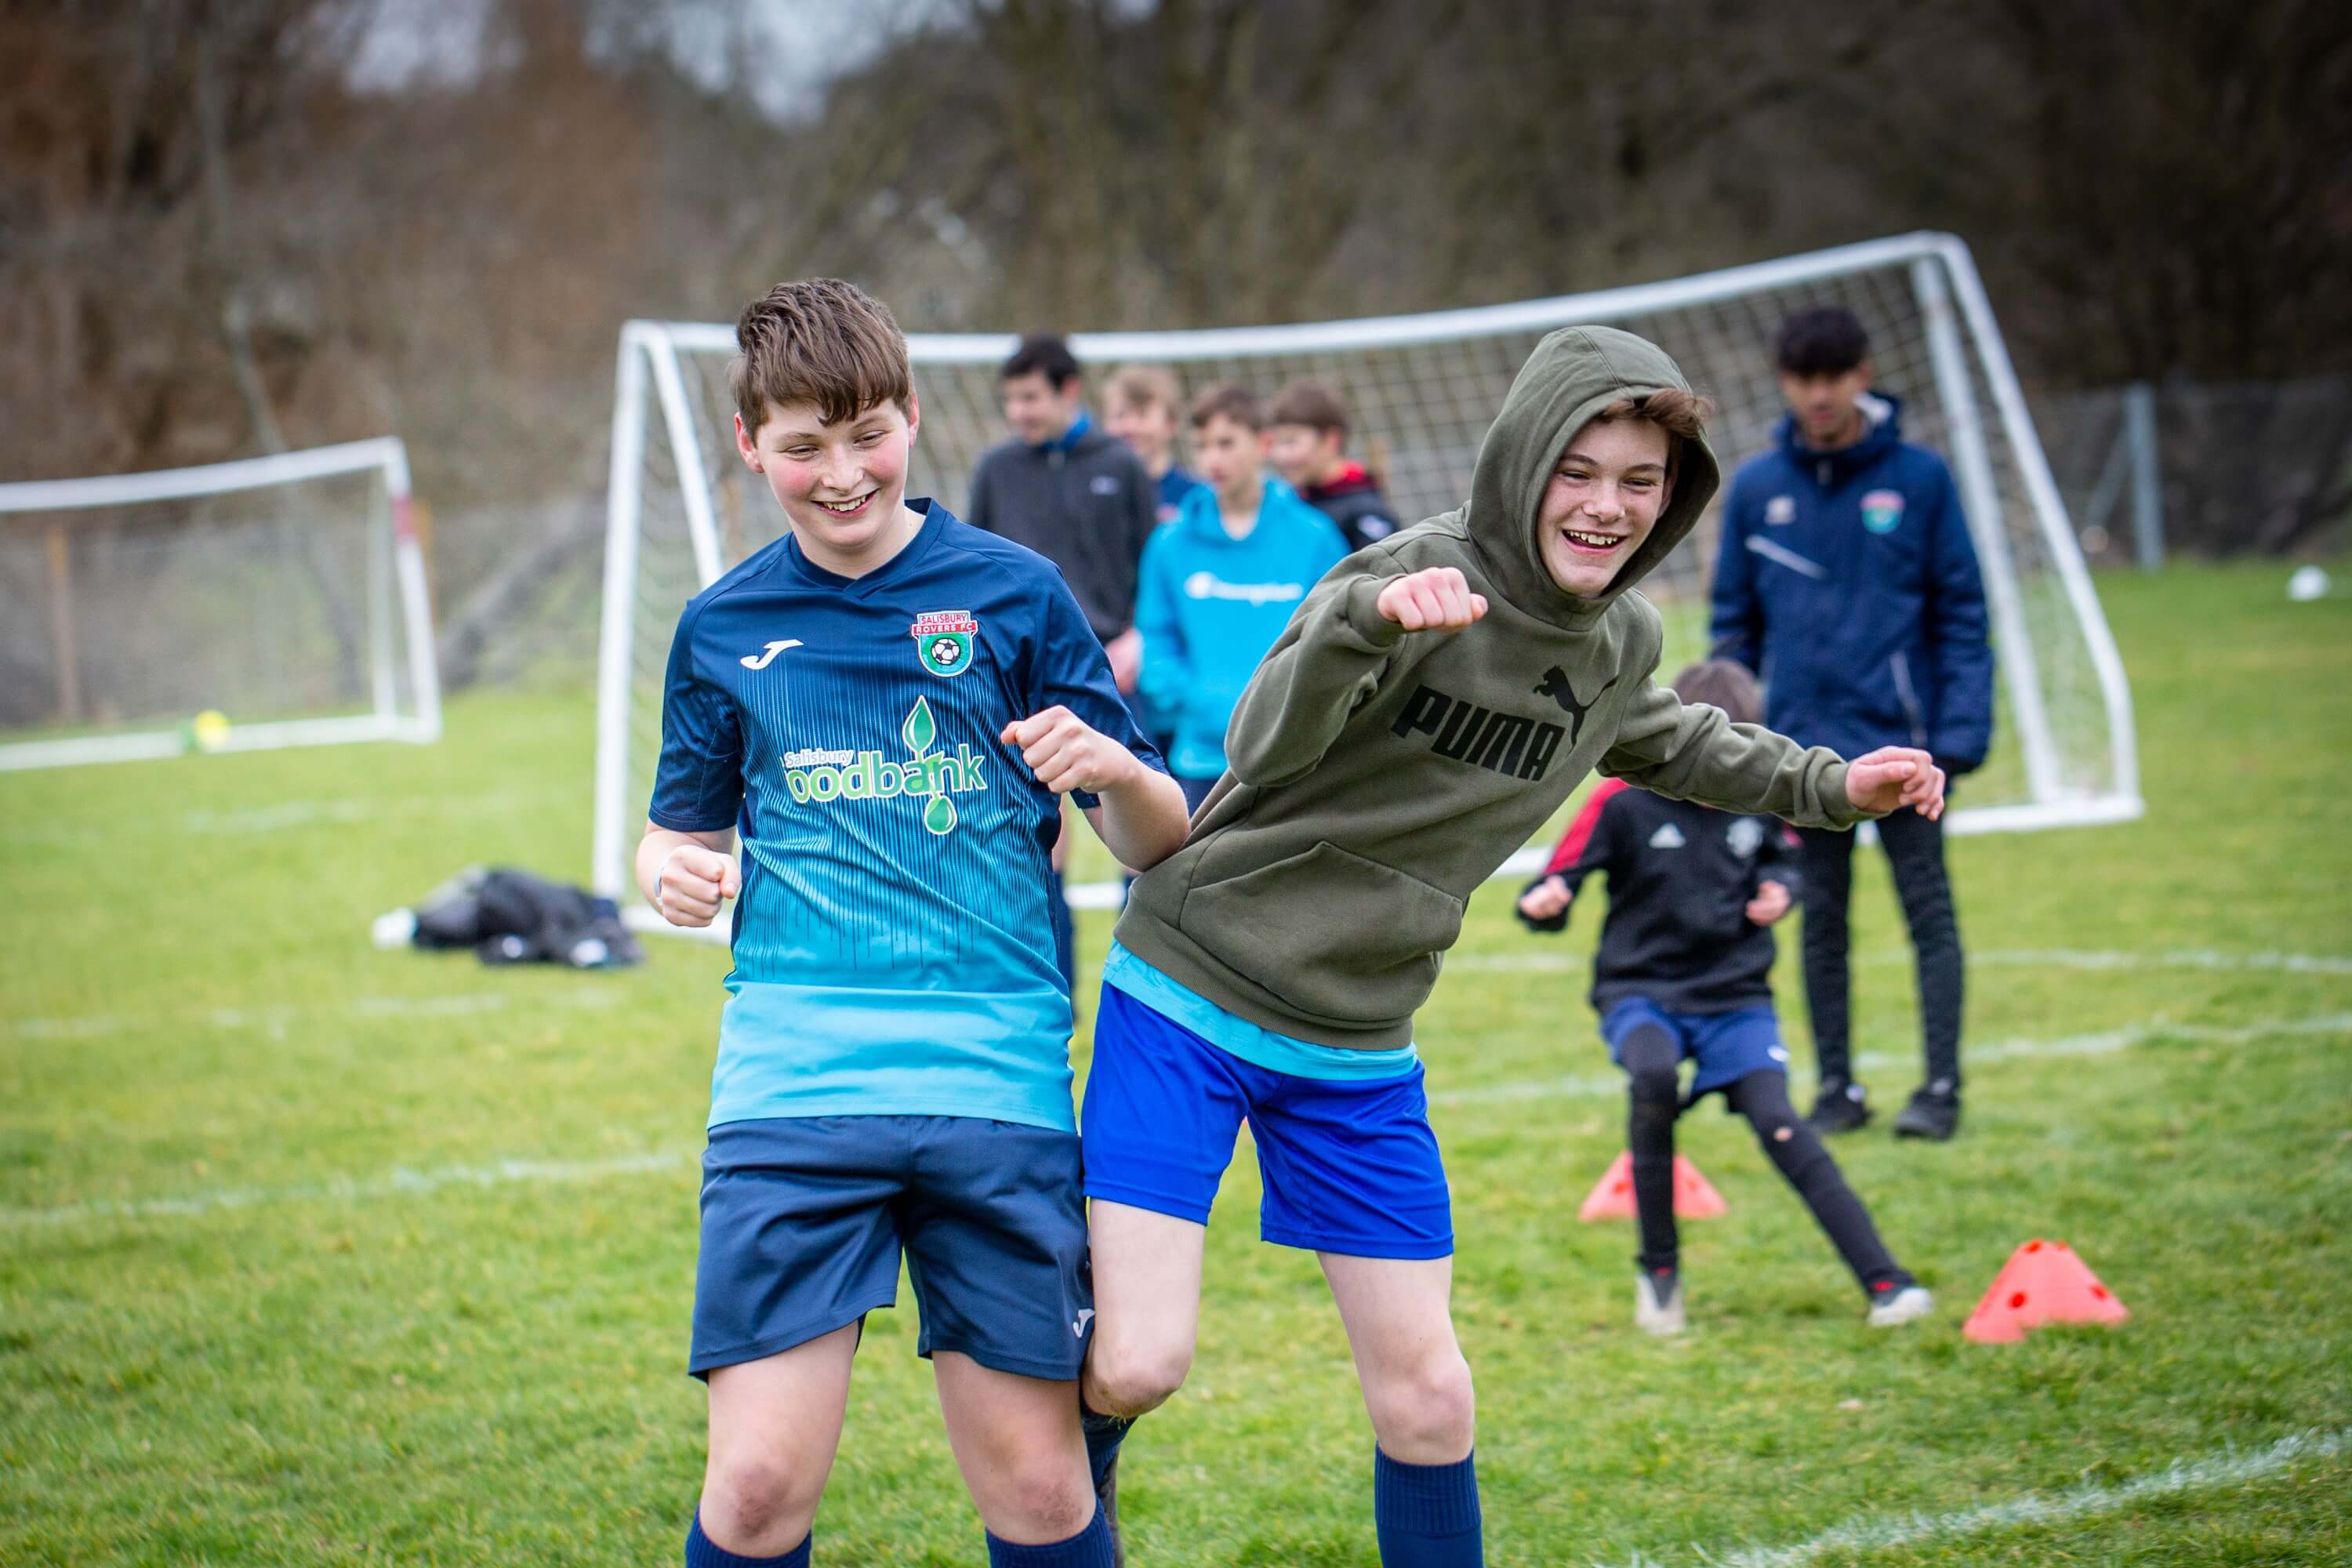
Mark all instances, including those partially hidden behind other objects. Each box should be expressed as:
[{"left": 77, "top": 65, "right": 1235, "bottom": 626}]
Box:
[{"left": 1102, "top": 941, "right": 1420, "bottom": 1082}]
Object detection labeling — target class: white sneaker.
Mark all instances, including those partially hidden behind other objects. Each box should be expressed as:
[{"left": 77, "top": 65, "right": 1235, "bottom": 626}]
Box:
[
  {"left": 1867, "top": 1284, "right": 1934, "bottom": 1327},
  {"left": 1635, "top": 1269, "right": 1686, "bottom": 1336}
]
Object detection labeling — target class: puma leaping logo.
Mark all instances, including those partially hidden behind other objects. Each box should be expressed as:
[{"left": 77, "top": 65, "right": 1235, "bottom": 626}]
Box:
[
  {"left": 1533, "top": 667, "right": 1618, "bottom": 745},
  {"left": 740, "top": 639, "right": 804, "bottom": 670}
]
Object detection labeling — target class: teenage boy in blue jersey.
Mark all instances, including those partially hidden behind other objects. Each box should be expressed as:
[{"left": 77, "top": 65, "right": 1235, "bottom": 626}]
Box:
[
  {"left": 641, "top": 278, "right": 1189, "bottom": 1568},
  {"left": 1710, "top": 307, "right": 1992, "bottom": 1141},
  {"left": 1134, "top": 385, "right": 1348, "bottom": 811}
]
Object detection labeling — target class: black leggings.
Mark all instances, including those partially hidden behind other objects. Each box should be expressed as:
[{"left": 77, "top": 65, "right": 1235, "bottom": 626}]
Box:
[
  {"left": 1799, "top": 808, "right": 1963, "bottom": 1091},
  {"left": 1621, "top": 1024, "right": 1903, "bottom": 1291}
]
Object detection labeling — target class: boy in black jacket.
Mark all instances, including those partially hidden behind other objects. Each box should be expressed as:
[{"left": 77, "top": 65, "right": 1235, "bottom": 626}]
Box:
[{"left": 1517, "top": 659, "right": 1931, "bottom": 1334}]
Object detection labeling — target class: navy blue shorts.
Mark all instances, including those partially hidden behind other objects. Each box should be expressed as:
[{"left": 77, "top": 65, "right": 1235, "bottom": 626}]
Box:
[
  {"left": 1601, "top": 999, "right": 1790, "bottom": 1100},
  {"left": 1080, "top": 985, "right": 1453, "bottom": 1260},
  {"left": 691, "top": 1116, "right": 1091, "bottom": 1382}
]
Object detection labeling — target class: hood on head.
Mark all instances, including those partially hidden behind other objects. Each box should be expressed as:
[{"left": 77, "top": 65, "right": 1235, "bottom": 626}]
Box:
[{"left": 1465, "top": 325, "right": 1720, "bottom": 626}]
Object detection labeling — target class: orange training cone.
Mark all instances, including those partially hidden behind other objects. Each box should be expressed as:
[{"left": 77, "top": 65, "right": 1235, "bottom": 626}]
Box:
[
  {"left": 1962, "top": 1239, "right": 2129, "bottom": 1344},
  {"left": 1577, "top": 1152, "right": 1726, "bottom": 1221}
]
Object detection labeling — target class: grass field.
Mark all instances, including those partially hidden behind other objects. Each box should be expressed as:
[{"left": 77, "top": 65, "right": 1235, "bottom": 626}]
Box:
[{"left": 4, "top": 562, "right": 2349, "bottom": 1566}]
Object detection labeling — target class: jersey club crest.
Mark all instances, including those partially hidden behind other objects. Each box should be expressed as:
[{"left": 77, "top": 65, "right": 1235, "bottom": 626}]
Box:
[{"left": 910, "top": 610, "right": 978, "bottom": 677}]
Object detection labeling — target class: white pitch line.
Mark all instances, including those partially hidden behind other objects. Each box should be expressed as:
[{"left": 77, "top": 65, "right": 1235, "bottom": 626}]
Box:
[
  {"left": 7, "top": 985, "right": 622, "bottom": 1043},
  {"left": 0, "top": 1148, "right": 694, "bottom": 1229},
  {"left": 1887, "top": 946, "right": 2352, "bottom": 977},
  {"left": 1451, "top": 946, "right": 2352, "bottom": 978},
  {"left": 1601, "top": 1426, "right": 2347, "bottom": 1568},
  {"left": 1428, "top": 1011, "right": 2352, "bottom": 1108}
]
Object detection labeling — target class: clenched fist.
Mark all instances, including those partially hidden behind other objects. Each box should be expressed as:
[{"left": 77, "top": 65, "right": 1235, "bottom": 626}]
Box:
[
  {"left": 1517, "top": 874, "right": 1573, "bottom": 923},
  {"left": 1002, "top": 706, "right": 1138, "bottom": 796},
  {"left": 656, "top": 843, "right": 739, "bottom": 927},
  {"left": 1744, "top": 879, "right": 1794, "bottom": 926},
  {"left": 1376, "top": 567, "right": 1488, "bottom": 633}
]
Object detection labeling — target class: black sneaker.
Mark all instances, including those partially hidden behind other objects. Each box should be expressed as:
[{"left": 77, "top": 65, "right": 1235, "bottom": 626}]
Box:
[
  {"left": 1806, "top": 1079, "right": 1872, "bottom": 1134},
  {"left": 1894, "top": 1082, "right": 1961, "bottom": 1141}
]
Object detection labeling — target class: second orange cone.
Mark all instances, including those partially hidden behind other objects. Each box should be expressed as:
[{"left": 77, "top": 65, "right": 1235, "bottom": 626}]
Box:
[
  {"left": 1962, "top": 1239, "right": 2129, "bottom": 1343},
  {"left": 1577, "top": 1151, "right": 1726, "bottom": 1221}
]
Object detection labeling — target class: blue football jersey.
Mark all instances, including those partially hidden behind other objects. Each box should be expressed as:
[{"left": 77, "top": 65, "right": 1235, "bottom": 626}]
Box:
[{"left": 650, "top": 500, "right": 1162, "bottom": 1132}]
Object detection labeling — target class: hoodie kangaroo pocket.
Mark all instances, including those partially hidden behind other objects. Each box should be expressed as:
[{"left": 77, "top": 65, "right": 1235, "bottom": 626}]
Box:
[{"left": 1181, "top": 840, "right": 1465, "bottom": 1026}]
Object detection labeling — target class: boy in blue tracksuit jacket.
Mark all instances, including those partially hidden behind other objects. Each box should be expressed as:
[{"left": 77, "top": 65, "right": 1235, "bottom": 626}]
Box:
[
  {"left": 1134, "top": 385, "right": 1348, "bottom": 810},
  {"left": 1709, "top": 306, "right": 1993, "bottom": 1142}
]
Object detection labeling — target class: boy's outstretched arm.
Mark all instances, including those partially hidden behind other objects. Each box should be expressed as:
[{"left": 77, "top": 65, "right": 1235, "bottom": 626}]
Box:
[
  {"left": 637, "top": 823, "right": 739, "bottom": 927},
  {"left": 1602, "top": 678, "right": 1947, "bottom": 826},
  {"left": 1002, "top": 708, "right": 1191, "bottom": 872},
  {"left": 1224, "top": 564, "right": 1483, "bottom": 789}
]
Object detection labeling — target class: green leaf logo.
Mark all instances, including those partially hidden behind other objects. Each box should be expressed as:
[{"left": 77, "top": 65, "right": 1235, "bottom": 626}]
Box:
[
  {"left": 923, "top": 793, "right": 957, "bottom": 835},
  {"left": 902, "top": 696, "right": 937, "bottom": 756}
]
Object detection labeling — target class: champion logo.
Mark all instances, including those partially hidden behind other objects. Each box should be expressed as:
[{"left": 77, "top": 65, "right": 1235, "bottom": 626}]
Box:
[
  {"left": 1071, "top": 1308, "right": 1095, "bottom": 1338},
  {"left": 1649, "top": 822, "right": 1686, "bottom": 849},
  {"left": 1765, "top": 495, "right": 1797, "bottom": 525},
  {"left": 740, "top": 639, "right": 803, "bottom": 670}
]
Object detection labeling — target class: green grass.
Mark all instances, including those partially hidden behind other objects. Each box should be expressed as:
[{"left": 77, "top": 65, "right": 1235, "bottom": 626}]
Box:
[{"left": 4, "top": 562, "right": 2349, "bottom": 1566}]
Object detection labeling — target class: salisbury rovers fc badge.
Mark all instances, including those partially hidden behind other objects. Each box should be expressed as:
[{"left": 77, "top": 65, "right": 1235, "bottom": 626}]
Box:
[{"left": 910, "top": 610, "right": 978, "bottom": 677}]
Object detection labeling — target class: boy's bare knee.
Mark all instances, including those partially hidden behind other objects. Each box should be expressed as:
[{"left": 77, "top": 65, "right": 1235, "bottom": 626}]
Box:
[
  {"left": 992, "top": 1458, "right": 1098, "bottom": 1544},
  {"left": 1083, "top": 1334, "right": 1191, "bottom": 1417},
  {"left": 1367, "top": 1349, "right": 1477, "bottom": 1464},
  {"left": 701, "top": 1454, "right": 815, "bottom": 1554}
]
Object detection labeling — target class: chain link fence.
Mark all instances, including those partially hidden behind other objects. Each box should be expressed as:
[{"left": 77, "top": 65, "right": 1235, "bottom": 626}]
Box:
[{"left": 2041, "top": 374, "right": 2352, "bottom": 569}]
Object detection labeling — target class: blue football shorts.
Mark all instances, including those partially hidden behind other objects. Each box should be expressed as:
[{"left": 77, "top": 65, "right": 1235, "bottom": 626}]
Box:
[
  {"left": 1080, "top": 983, "right": 1453, "bottom": 1260},
  {"left": 691, "top": 1114, "right": 1091, "bottom": 1382},
  {"left": 1600, "top": 997, "right": 1790, "bottom": 1102}
]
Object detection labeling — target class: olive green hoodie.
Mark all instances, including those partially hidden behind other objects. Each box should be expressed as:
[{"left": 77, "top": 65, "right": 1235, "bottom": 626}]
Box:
[{"left": 1112, "top": 325, "right": 1874, "bottom": 1052}]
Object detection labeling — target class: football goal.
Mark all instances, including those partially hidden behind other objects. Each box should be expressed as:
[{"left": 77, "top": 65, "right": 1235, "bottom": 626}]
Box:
[
  {"left": 0, "top": 437, "right": 440, "bottom": 771},
  {"left": 594, "top": 231, "right": 2140, "bottom": 932}
]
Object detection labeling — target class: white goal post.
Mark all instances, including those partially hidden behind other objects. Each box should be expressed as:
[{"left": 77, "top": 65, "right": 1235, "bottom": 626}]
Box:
[
  {"left": 0, "top": 437, "right": 441, "bottom": 771},
  {"left": 595, "top": 232, "right": 2142, "bottom": 932}
]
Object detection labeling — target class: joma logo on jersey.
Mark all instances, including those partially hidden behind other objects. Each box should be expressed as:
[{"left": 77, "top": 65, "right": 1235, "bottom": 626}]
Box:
[
  {"left": 781, "top": 696, "right": 985, "bottom": 835},
  {"left": 1392, "top": 684, "right": 1566, "bottom": 780},
  {"left": 911, "top": 610, "right": 978, "bottom": 677}
]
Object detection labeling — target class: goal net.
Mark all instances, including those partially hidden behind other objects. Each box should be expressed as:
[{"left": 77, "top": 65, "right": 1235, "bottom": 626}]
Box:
[
  {"left": 595, "top": 232, "right": 2141, "bottom": 927},
  {"left": 0, "top": 437, "right": 441, "bottom": 771}
]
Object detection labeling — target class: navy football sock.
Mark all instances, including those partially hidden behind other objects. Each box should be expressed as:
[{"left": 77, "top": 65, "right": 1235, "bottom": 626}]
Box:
[
  {"left": 1373, "top": 1447, "right": 1483, "bottom": 1567},
  {"left": 1080, "top": 1398, "right": 1134, "bottom": 1490},
  {"left": 985, "top": 1504, "right": 1114, "bottom": 1566},
  {"left": 685, "top": 1512, "right": 809, "bottom": 1567}
]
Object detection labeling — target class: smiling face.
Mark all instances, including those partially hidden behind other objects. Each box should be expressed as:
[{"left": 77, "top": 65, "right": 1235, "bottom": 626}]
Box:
[
  {"left": 1266, "top": 422, "right": 1341, "bottom": 489},
  {"left": 1535, "top": 416, "right": 1673, "bottom": 597},
  {"left": 735, "top": 390, "right": 922, "bottom": 578},
  {"left": 1001, "top": 368, "right": 1083, "bottom": 446},
  {"left": 1106, "top": 395, "right": 1178, "bottom": 473}
]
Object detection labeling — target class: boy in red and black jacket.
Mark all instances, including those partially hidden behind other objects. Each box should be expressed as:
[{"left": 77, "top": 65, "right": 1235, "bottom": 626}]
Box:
[
  {"left": 1269, "top": 379, "right": 1403, "bottom": 550},
  {"left": 1517, "top": 659, "right": 1932, "bottom": 1336}
]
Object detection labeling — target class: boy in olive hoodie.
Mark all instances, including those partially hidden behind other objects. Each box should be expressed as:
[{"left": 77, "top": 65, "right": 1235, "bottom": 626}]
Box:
[{"left": 1076, "top": 327, "right": 1947, "bottom": 1566}]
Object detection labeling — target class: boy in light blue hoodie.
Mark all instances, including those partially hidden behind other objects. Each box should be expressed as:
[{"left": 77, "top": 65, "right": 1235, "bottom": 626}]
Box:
[{"left": 1135, "top": 385, "right": 1351, "bottom": 809}]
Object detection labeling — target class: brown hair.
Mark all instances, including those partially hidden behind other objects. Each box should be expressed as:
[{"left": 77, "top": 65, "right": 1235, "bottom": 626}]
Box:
[
  {"left": 1106, "top": 363, "right": 1185, "bottom": 417},
  {"left": 730, "top": 278, "right": 911, "bottom": 432},
  {"left": 1269, "top": 379, "right": 1349, "bottom": 438},
  {"left": 1591, "top": 388, "right": 1715, "bottom": 481},
  {"left": 1670, "top": 659, "right": 1763, "bottom": 727},
  {"left": 1189, "top": 383, "right": 1264, "bottom": 432}
]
